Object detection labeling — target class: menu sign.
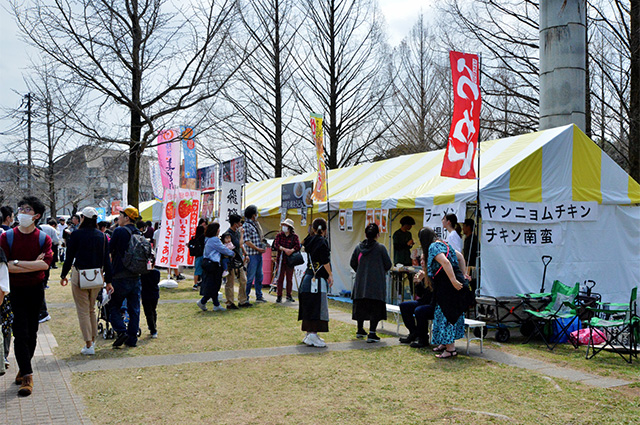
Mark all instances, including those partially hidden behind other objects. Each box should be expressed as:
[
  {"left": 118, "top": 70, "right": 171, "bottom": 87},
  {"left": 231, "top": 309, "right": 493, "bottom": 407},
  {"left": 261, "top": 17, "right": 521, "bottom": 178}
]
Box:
[{"left": 281, "top": 181, "right": 314, "bottom": 210}]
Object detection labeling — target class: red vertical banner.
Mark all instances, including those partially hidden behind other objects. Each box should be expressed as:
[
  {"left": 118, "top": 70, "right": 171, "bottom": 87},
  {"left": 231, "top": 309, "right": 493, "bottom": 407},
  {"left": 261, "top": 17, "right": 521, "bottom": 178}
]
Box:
[{"left": 441, "top": 51, "right": 481, "bottom": 179}]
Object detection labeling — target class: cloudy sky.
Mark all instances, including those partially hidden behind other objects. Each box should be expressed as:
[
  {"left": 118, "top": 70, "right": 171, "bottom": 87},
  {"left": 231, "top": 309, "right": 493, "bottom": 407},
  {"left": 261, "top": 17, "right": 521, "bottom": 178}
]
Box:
[{"left": 0, "top": 0, "right": 435, "bottom": 139}]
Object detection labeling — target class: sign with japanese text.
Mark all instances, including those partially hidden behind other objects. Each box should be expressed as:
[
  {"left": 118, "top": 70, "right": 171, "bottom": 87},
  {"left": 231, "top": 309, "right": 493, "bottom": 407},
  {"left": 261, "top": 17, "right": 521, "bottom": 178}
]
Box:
[
  {"left": 281, "top": 181, "right": 314, "bottom": 210},
  {"left": 300, "top": 207, "right": 308, "bottom": 227},
  {"left": 219, "top": 182, "right": 243, "bottom": 230},
  {"left": 482, "top": 201, "right": 598, "bottom": 223},
  {"left": 155, "top": 188, "right": 200, "bottom": 268},
  {"left": 221, "top": 156, "right": 246, "bottom": 184},
  {"left": 111, "top": 200, "right": 122, "bottom": 216},
  {"left": 181, "top": 126, "right": 197, "bottom": 180},
  {"left": 423, "top": 203, "right": 465, "bottom": 240},
  {"left": 339, "top": 210, "right": 346, "bottom": 231},
  {"left": 157, "top": 129, "right": 181, "bottom": 190},
  {"left": 441, "top": 51, "right": 481, "bottom": 180},
  {"left": 483, "top": 223, "right": 564, "bottom": 246},
  {"left": 346, "top": 209, "right": 353, "bottom": 231},
  {"left": 310, "top": 113, "right": 327, "bottom": 202},
  {"left": 197, "top": 164, "right": 218, "bottom": 191}
]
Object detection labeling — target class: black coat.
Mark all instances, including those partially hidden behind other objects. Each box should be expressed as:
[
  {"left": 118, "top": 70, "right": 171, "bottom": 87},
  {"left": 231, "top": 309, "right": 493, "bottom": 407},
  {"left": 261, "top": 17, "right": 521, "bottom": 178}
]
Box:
[{"left": 350, "top": 239, "right": 391, "bottom": 301}]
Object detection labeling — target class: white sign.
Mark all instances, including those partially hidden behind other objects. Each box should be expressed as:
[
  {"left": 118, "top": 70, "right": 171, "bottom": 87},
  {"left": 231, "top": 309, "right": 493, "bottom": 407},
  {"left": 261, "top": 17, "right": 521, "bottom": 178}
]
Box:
[
  {"left": 346, "top": 210, "right": 353, "bottom": 231},
  {"left": 482, "top": 201, "right": 598, "bottom": 223},
  {"left": 483, "top": 222, "right": 564, "bottom": 246},
  {"left": 423, "top": 203, "right": 465, "bottom": 239},
  {"left": 219, "top": 182, "right": 243, "bottom": 230}
]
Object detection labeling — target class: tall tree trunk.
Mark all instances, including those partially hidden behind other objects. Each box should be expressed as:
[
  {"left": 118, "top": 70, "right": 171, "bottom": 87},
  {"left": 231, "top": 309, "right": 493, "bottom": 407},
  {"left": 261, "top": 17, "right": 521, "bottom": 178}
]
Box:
[
  {"left": 46, "top": 104, "right": 57, "bottom": 218},
  {"left": 129, "top": 0, "right": 142, "bottom": 208},
  {"left": 274, "top": 0, "right": 283, "bottom": 178},
  {"left": 328, "top": 0, "right": 338, "bottom": 169}
]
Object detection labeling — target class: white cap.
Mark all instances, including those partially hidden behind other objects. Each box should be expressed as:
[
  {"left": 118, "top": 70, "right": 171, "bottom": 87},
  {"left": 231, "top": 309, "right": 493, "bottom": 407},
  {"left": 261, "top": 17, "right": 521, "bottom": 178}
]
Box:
[{"left": 80, "top": 207, "right": 98, "bottom": 219}]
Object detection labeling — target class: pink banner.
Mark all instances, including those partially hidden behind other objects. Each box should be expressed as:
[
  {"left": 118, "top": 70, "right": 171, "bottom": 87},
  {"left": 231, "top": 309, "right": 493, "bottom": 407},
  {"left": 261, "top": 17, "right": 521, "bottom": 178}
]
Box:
[
  {"left": 155, "top": 188, "right": 200, "bottom": 268},
  {"left": 157, "top": 129, "right": 181, "bottom": 190}
]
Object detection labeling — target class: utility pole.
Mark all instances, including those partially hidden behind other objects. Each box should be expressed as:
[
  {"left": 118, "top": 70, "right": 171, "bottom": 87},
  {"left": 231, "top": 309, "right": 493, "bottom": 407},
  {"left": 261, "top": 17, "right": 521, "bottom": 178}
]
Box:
[{"left": 26, "top": 93, "right": 33, "bottom": 193}]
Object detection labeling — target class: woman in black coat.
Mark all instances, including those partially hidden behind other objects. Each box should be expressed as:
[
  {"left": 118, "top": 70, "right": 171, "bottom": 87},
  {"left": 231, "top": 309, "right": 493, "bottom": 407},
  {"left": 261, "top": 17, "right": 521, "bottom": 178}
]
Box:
[{"left": 350, "top": 223, "right": 391, "bottom": 342}]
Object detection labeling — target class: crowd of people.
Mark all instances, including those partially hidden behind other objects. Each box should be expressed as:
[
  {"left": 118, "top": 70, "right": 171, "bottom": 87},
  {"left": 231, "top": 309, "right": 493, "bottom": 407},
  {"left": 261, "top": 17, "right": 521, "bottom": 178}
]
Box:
[{"left": 0, "top": 195, "right": 476, "bottom": 397}]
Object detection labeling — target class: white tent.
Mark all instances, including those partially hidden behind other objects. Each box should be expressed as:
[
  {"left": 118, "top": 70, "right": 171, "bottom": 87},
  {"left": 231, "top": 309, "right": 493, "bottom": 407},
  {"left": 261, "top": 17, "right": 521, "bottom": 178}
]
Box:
[{"left": 246, "top": 125, "right": 640, "bottom": 303}]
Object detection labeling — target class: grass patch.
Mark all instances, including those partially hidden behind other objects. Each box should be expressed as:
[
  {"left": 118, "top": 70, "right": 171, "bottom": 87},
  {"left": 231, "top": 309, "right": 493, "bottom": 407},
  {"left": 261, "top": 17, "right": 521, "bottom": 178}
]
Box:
[
  {"left": 49, "top": 302, "right": 359, "bottom": 361},
  {"left": 73, "top": 346, "right": 640, "bottom": 425}
]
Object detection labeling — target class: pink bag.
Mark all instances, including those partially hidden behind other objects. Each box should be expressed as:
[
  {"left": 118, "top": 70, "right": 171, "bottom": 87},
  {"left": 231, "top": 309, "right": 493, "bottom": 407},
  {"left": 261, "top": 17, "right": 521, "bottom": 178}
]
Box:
[{"left": 569, "top": 328, "right": 606, "bottom": 346}]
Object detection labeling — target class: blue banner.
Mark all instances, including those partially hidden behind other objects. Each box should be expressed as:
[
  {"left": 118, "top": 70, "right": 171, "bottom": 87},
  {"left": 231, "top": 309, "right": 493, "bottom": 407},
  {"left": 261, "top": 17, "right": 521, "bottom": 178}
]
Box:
[
  {"left": 96, "top": 207, "right": 107, "bottom": 222},
  {"left": 181, "top": 126, "right": 197, "bottom": 179}
]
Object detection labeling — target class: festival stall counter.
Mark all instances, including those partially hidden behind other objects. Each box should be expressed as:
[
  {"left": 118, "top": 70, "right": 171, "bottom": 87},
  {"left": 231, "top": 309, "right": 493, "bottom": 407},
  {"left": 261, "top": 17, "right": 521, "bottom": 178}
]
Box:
[{"left": 247, "top": 125, "right": 640, "bottom": 303}]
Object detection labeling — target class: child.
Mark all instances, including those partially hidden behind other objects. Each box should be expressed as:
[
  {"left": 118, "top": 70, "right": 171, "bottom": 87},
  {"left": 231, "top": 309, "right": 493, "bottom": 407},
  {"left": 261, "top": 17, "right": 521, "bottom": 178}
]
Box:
[
  {"left": 141, "top": 268, "right": 161, "bottom": 338},
  {"left": 220, "top": 233, "right": 235, "bottom": 278}
]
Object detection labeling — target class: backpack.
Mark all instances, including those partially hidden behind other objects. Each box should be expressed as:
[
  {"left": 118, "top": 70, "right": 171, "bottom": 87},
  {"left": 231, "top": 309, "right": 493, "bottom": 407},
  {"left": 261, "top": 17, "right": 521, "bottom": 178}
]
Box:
[
  {"left": 187, "top": 235, "right": 205, "bottom": 257},
  {"left": 122, "top": 227, "right": 153, "bottom": 275},
  {"left": 5, "top": 228, "right": 47, "bottom": 254}
]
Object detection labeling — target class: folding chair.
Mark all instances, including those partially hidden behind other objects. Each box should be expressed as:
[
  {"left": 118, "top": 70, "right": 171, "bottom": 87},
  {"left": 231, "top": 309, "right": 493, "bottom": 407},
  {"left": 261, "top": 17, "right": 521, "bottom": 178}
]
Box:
[
  {"left": 523, "top": 280, "right": 580, "bottom": 350},
  {"left": 585, "top": 287, "right": 639, "bottom": 363}
]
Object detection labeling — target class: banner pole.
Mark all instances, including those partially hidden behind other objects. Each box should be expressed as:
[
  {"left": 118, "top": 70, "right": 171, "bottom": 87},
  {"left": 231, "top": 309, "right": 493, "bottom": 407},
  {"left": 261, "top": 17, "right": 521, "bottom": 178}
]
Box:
[{"left": 476, "top": 53, "right": 482, "bottom": 296}]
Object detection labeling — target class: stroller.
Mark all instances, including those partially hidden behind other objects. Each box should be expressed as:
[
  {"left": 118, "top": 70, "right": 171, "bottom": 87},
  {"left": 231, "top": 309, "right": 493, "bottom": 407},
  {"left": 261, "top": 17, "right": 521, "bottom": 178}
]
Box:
[{"left": 96, "top": 288, "right": 141, "bottom": 339}]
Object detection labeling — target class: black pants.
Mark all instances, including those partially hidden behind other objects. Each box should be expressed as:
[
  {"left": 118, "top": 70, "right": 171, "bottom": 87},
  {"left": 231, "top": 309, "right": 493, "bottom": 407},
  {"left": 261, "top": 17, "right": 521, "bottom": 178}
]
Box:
[
  {"left": 52, "top": 244, "right": 59, "bottom": 264},
  {"left": 11, "top": 285, "right": 45, "bottom": 376},
  {"left": 142, "top": 298, "right": 158, "bottom": 335}
]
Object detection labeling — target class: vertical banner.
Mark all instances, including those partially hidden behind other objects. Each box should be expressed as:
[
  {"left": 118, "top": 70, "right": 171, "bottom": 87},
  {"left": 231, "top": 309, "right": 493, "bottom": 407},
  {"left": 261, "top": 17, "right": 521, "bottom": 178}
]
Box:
[
  {"left": 157, "top": 129, "right": 181, "bottom": 189},
  {"left": 219, "top": 182, "right": 243, "bottom": 230},
  {"left": 310, "top": 113, "right": 327, "bottom": 202},
  {"left": 441, "top": 51, "right": 481, "bottom": 179},
  {"left": 221, "top": 156, "right": 246, "bottom": 183},
  {"left": 181, "top": 126, "right": 197, "bottom": 179},
  {"left": 122, "top": 183, "right": 128, "bottom": 205},
  {"left": 197, "top": 164, "right": 218, "bottom": 191},
  {"left": 155, "top": 188, "right": 200, "bottom": 268},
  {"left": 149, "top": 161, "right": 164, "bottom": 201}
]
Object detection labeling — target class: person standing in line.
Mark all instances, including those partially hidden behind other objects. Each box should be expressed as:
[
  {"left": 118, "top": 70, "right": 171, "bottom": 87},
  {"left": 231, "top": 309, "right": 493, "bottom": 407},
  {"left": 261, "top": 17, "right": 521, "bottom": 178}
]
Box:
[
  {"left": 298, "top": 218, "right": 332, "bottom": 348},
  {"left": 272, "top": 218, "right": 301, "bottom": 303},
  {"left": 60, "top": 207, "right": 113, "bottom": 355},
  {"left": 0, "top": 206, "right": 14, "bottom": 231},
  {"left": 197, "top": 223, "right": 234, "bottom": 312},
  {"left": 243, "top": 205, "right": 267, "bottom": 303},
  {"left": 350, "top": 224, "right": 392, "bottom": 342},
  {"left": 0, "top": 196, "right": 53, "bottom": 396},
  {"left": 222, "top": 214, "right": 251, "bottom": 309},
  {"left": 442, "top": 213, "right": 463, "bottom": 253},
  {"left": 108, "top": 206, "right": 143, "bottom": 348}
]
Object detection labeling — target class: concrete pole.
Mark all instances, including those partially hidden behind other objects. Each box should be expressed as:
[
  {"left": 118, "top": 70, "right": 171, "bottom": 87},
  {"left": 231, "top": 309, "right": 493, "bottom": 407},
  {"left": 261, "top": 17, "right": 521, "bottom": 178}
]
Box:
[{"left": 539, "top": 0, "right": 587, "bottom": 131}]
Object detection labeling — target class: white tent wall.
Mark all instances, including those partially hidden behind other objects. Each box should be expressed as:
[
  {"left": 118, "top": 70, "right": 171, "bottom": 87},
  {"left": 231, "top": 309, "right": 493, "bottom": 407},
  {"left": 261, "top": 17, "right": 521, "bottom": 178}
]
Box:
[{"left": 481, "top": 204, "right": 640, "bottom": 304}]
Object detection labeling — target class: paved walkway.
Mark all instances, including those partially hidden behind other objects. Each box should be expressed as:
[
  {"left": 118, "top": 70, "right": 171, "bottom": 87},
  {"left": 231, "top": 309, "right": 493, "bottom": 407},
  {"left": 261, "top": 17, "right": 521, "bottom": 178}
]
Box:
[{"left": 3, "top": 290, "right": 633, "bottom": 424}]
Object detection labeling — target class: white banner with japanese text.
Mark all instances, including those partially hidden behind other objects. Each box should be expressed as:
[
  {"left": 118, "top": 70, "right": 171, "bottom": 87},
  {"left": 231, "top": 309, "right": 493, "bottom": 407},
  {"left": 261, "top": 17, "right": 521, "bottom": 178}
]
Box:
[
  {"left": 422, "top": 203, "right": 465, "bottom": 239},
  {"left": 219, "top": 182, "right": 243, "bottom": 230},
  {"left": 482, "top": 222, "right": 564, "bottom": 246},
  {"left": 155, "top": 188, "right": 200, "bottom": 268}
]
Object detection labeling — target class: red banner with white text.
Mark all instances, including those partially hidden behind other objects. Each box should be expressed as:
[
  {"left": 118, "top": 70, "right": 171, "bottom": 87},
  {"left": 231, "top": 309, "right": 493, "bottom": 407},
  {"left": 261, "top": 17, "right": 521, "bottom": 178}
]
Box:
[{"left": 441, "top": 51, "right": 481, "bottom": 179}]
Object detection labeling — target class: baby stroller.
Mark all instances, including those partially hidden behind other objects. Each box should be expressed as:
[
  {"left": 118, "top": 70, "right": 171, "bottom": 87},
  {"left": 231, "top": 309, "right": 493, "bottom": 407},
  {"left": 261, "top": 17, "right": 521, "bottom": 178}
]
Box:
[{"left": 96, "top": 288, "right": 142, "bottom": 339}]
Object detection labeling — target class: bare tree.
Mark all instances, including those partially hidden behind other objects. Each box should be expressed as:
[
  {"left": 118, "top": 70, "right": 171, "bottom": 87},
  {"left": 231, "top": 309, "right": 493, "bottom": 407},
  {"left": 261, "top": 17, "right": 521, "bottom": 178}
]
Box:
[
  {"left": 13, "top": 0, "right": 247, "bottom": 207},
  {"left": 294, "top": 0, "right": 393, "bottom": 169}
]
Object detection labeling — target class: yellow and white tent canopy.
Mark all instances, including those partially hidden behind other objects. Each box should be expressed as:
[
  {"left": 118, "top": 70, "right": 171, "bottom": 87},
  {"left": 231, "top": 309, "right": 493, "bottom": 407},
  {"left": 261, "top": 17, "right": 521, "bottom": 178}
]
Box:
[
  {"left": 246, "top": 125, "right": 640, "bottom": 302},
  {"left": 247, "top": 125, "right": 640, "bottom": 216}
]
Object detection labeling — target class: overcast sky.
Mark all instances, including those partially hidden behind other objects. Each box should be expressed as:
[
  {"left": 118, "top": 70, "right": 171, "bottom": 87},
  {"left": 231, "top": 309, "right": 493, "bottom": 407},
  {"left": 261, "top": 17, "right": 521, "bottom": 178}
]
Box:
[{"left": 0, "top": 0, "right": 434, "bottom": 140}]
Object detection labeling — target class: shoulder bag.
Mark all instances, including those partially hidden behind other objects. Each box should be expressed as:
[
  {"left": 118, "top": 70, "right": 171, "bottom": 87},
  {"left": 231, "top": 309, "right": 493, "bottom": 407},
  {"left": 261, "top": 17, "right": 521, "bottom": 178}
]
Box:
[
  {"left": 286, "top": 251, "right": 304, "bottom": 268},
  {"left": 78, "top": 234, "right": 106, "bottom": 289}
]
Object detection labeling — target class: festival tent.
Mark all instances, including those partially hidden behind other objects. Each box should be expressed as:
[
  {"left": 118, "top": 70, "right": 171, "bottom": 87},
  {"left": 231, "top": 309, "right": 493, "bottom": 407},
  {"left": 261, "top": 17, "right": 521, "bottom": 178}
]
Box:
[
  {"left": 139, "top": 200, "right": 163, "bottom": 222},
  {"left": 246, "top": 125, "right": 640, "bottom": 303}
]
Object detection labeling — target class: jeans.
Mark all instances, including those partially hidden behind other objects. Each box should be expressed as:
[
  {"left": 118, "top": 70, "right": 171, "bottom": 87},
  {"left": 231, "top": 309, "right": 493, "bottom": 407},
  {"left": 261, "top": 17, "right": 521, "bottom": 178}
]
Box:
[
  {"left": 245, "top": 254, "right": 264, "bottom": 299},
  {"left": 109, "top": 277, "right": 141, "bottom": 346},
  {"left": 11, "top": 285, "right": 45, "bottom": 376},
  {"left": 400, "top": 300, "right": 435, "bottom": 342}
]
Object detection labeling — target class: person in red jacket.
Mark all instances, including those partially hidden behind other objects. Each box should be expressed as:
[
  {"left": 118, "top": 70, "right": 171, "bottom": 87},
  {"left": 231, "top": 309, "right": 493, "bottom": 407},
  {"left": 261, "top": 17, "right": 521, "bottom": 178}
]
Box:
[{"left": 0, "top": 196, "right": 53, "bottom": 397}]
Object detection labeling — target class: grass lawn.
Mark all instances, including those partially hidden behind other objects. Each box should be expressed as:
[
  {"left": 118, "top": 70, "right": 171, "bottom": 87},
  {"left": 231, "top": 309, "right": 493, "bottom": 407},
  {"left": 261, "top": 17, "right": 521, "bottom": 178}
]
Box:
[
  {"left": 49, "top": 302, "right": 361, "bottom": 361},
  {"left": 72, "top": 346, "right": 640, "bottom": 425}
]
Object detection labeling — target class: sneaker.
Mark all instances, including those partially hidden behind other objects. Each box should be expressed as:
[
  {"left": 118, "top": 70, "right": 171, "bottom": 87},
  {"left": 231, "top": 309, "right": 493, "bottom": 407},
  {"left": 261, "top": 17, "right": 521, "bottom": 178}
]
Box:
[
  {"left": 286, "top": 296, "right": 295, "bottom": 302},
  {"left": 213, "top": 305, "right": 226, "bottom": 312},
  {"left": 112, "top": 332, "right": 128, "bottom": 348},
  {"left": 176, "top": 274, "right": 186, "bottom": 281},
  {"left": 196, "top": 300, "right": 208, "bottom": 311},
  {"left": 356, "top": 329, "right": 367, "bottom": 339},
  {"left": 276, "top": 296, "right": 282, "bottom": 303},
  {"left": 367, "top": 333, "right": 381, "bottom": 343},
  {"left": 81, "top": 345, "right": 95, "bottom": 355},
  {"left": 255, "top": 298, "right": 267, "bottom": 303},
  {"left": 239, "top": 302, "right": 253, "bottom": 308},
  {"left": 18, "top": 374, "right": 33, "bottom": 397},
  {"left": 38, "top": 314, "right": 51, "bottom": 323},
  {"left": 399, "top": 333, "right": 417, "bottom": 344},
  {"left": 303, "top": 334, "right": 312, "bottom": 346},
  {"left": 222, "top": 270, "right": 229, "bottom": 277},
  {"left": 227, "top": 303, "right": 239, "bottom": 310},
  {"left": 151, "top": 333, "right": 158, "bottom": 339},
  {"left": 307, "top": 333, "right": 327, "bottom": 348},
  {"left": 192, "top": 284, "right": 199, "bottom": 290}
]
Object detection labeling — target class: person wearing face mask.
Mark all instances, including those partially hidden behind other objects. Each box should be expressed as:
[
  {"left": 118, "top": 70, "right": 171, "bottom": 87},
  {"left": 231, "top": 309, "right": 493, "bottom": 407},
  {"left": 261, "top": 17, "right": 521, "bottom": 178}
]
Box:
[
  {"left": 0, "top": 196, "right": 53, "bottom": 396},
  {"left": 272, "top": 218, "right": 301, "bottom": 303}
]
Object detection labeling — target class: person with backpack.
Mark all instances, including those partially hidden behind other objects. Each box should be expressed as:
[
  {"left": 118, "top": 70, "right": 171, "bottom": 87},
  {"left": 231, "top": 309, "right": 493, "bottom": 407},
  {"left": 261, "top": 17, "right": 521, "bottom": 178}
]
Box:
[
  {"left": 109, "top": 205, "right": 147, "bottom": 349},
  {"left": 0, "top": 196, "right": 53, "bottom": 396},
  {"left": 188, "top": 226, "right": 205, "bottom": 290}
]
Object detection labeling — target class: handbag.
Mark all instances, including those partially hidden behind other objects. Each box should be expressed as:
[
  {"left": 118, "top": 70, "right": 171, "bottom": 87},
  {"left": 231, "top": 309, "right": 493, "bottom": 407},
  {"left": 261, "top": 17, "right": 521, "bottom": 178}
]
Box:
[
  {"left": 77, "top": 234, "right": 107, "bottom": 289},
  {"left": 286, "top": 251, "right": 304, "bottom": 268},
  {"left": 201, "top": 257, "right": 217, "bottom": 273}
]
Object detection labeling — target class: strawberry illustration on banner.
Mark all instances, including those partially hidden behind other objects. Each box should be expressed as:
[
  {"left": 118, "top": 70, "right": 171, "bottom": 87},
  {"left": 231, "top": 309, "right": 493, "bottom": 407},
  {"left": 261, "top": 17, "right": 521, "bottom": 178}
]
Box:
[
  {"left": 155, "top": 188, "right": 201, "bottom": 268},
  {"left": 441, "top": 51, "right": 481, "bottom": 179}
]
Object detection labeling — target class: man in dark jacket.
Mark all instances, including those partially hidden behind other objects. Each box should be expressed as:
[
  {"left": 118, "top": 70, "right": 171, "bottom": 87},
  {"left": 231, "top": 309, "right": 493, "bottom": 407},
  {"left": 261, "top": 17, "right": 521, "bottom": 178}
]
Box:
[{"left": 109, "top": 205, "right": 142, "bottom": 348}]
